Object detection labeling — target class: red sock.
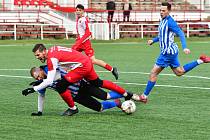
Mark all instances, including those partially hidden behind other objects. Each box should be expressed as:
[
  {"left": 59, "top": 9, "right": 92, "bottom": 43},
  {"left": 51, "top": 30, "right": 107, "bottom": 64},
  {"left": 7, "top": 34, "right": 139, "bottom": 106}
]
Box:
[
  {"left": 59, "top": 90, "right": 75, "bottom": 108},
  {"left": 105, "top": 64, "right": 113, "bottom": 71},
  {"left": 102, "top": 80, "right": 125, "bottom": 94}
]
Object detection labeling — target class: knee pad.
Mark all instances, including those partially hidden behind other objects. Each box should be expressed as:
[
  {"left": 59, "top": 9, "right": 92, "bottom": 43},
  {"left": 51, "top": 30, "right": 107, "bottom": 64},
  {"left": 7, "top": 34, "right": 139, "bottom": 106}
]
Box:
[
  {"left": 89, "top": 78, "right": 103, "bottom": 87},
  {"left": 55, "top": 78, "right": 70, "bottom": 94}
]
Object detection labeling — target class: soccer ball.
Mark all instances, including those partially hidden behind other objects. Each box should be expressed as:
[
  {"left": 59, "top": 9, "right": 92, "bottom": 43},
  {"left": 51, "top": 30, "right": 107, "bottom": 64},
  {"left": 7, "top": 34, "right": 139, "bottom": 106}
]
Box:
[{"left": 121, "top": 100, "right": 136, "bottom": 114}]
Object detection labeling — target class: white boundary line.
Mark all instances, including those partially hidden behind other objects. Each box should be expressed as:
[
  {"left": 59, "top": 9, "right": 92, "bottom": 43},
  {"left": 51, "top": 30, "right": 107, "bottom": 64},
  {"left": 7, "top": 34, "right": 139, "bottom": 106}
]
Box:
[
  {"left": 0, "top": 74, "right": 31, "bottom": 79},
  {"left": 0, "top": 69, "right": 29, "bottom": 71},
  {"left": 0, "top": 69, "right": 210, "bottom": 80},
  {"left": 97, "top": 70, "right": 210, "bottom": 80},
  {"left": 0, "top": 73, "right": 210, "bottom": 90},
  {"left": 115, "top": 82, "right": 210, "bottom": 90}
]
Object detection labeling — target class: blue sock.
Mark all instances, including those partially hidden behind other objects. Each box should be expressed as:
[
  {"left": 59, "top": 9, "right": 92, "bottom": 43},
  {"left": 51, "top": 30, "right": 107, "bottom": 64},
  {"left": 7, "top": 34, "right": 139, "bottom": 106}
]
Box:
[
  {"left": 101, "top": 101, "right": 117, "bottom": 111},
  {"left": 144, "top": 80, "right": 156, "bottom": 96},
  {"left": 108, "top": 91, "right": 123, "bottom": 99},
  {"left": 183, "top": 61, "right": 199, "bottom": 73}
]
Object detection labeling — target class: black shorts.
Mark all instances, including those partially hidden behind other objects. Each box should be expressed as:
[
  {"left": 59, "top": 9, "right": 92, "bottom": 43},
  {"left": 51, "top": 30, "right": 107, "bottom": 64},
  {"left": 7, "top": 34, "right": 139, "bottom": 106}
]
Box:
[{"left": 73, "top": 84, "right": 108, "bottom": 112}]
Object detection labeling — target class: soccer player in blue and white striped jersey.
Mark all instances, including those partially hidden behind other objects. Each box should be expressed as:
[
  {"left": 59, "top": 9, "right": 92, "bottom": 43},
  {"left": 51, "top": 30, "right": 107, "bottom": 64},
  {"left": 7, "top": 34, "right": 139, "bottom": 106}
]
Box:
[
  {"left": 139, "top": 2, "right": 210, "bottom": 103},
  {"left": 23, "top": 65, "right": 124, "bottom": 116}
]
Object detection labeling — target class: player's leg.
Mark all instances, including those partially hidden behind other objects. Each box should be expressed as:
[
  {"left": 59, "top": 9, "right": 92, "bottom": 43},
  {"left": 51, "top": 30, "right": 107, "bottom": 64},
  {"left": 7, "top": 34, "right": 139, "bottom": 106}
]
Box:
[
  {"left": 123, "top": 11, "right": 126, "bottom": 21},
  {"left": 107, "top": 11, "right": 112, "bottom": 22},
  {"left": 91, "top": 56, "right": 119, "bottom": 80},
  {"left": 60, "top": 68, "right": 89, "bottom": 110},
  {"left": 110, "top": 11, "right": 114, "bottom": 22},
  {"left": 31, "top": 94, "right": 44, "bottom": 116},
  {"left": 56, "top": 75, "right": 81, "bottom": 116},
  {"left": 83, "top": 40, "right": 119, "bottom": 80},
  {"left": 80, "top": 83, "right": 123, "bottom": 100},
  {"left": 182, "top": 55, "right": 210, "bottom": 74},
  {"left": 140, "top": 64, "right": 164, "bottom": 103},
  {"left": 140, "top": 53, "right": 176, "bottom": 103},
  {"left": 127, "top": 11, "right": 130, "bottom": 21},
  {"left": 88, "top": 77, "right": 137, "bottom": 101},
  {"left": 74, "top": 92, "right": 120, "bottom": 112},
  {"left": 71, "top": 40, "right": 83, "bottom": 52},
  {"left": 84, "top": 61, "right": 137, "bottom": 101},
  {"left": 74, "top": 93, "right": 102, "bottom": 112},
  {"left": 171, "top": 54, "right": 210, "bottom": 76}
]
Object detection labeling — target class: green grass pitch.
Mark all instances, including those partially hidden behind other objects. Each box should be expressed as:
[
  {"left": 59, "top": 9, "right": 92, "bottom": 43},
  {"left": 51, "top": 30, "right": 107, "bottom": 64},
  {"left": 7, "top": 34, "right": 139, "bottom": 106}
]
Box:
[{"left": 0, "top": 37, "right": 210, "bottom": 140}]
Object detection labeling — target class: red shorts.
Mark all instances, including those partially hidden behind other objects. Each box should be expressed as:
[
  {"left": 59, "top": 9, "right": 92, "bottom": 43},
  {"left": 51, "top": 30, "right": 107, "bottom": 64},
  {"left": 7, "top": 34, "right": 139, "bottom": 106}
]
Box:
[
  {"left": 72, "top": 39, "right": 94, "bottom": 57},
  {"left": 64, "top": 59, "right": 98, "bottom": 83}
]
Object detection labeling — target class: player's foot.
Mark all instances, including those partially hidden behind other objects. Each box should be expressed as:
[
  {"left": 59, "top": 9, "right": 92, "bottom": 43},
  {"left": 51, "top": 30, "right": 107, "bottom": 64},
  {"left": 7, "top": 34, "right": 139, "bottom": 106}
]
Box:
[
  {"left": 112, "top": 67, "right": 119, "bottom": 80},
  {"left": 114, "top": 99, "right": 122, "bottom": 108},
  {"left": 124, "top": 91, "right": 133, "bottom": 100},
  {"left": 200, "top": 54, "right": 210, "bottom": 63},
  {"left": 131, "top": 94, "right": 141, "bottom": 101},
  {"left": 61, "top": 107, "right": 79, "bottom": 116},
  {"left": 31, "top": 111, "right": 42, "bottom": 116},
  {"left": 139, "top": 94, "right": 148, "bottom": 104}
]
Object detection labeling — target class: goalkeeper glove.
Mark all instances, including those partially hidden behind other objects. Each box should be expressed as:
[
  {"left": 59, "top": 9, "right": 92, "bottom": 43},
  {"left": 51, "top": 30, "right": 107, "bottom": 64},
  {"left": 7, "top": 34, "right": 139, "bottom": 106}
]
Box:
[{"left": 22, "top": 88, "right": 35, "bottom": 96}]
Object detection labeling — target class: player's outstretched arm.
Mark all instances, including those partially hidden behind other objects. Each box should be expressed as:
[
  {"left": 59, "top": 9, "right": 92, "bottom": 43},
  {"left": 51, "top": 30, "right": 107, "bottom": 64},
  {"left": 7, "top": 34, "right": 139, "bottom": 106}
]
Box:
[
  {"left": 29, "top": 80, "right": 43, "bottom": 86},
  {"left": 168, "top": 18, "right": 188, "bottom": 51}
]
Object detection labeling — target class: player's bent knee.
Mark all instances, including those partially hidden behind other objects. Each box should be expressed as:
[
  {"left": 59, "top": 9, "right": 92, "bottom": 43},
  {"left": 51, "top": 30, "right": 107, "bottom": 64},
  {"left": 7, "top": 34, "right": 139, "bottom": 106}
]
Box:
[
  {"left": 175, "top": 72, "right": 184, "bottom": 77},
  {"left": 55, "top": 78, "right": 71, "bottom": 94},
  {"left": 174, "top": 70, "right": 185, "bottom": 77},
  {"left": 89, "top": 78, "right": 103, "bottom": 87},
  {"left": 149, "top": 74, "right": 158, "bottom": 81}
]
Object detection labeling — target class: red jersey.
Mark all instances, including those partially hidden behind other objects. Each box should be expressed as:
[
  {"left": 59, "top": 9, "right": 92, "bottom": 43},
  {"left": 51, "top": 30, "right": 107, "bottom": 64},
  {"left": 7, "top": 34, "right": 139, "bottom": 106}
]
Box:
[
  {"left": 76, "top": 16, "right": 91, "bottom": 38},
  {"left": 47, "top": 46, "right": 89, "bottom": 71},
  {"left": 73, "top": 17, "right": 93, "bottom": 57},
  {"left": 33, "top": 46, "right": 93, "bottom": 92}
]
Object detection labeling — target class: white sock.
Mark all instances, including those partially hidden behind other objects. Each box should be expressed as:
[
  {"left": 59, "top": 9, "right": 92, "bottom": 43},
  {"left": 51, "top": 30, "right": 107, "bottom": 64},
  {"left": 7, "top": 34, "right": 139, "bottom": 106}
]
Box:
[
  {"left": 197, "top": 59, "right": 203, "bottom": 64},
  {"left": 142, "top": 94, "right": 148, "bottom": 98},
  {"left": 38, "top": 94, "right": 45, "bottom": 112},
  {"left": 70, "top": 106, "right": 77, "bottom": 110},
  {"left": 123, "top": 92, "right": 128, "bottom": 97}
]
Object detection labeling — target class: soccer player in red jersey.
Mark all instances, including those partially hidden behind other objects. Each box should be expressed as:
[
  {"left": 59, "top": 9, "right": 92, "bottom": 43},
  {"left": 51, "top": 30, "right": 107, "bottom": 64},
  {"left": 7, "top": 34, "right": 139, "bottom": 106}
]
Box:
[
  {"left": 72, "top": 4, "right": 119, "bottom": 80},
  {"left": 22, "top": 44, "right": 139, "bottom": 116}
]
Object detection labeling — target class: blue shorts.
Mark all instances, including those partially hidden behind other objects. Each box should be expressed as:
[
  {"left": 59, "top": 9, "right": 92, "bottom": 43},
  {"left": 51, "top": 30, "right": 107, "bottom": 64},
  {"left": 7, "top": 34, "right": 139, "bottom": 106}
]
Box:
[{"left": 155, "top": 53, "right": 180, "bottom": 68}]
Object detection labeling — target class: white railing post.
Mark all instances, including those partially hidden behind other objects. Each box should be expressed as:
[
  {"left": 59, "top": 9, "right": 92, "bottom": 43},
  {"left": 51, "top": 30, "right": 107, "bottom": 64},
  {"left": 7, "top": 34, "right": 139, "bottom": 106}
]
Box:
[
  {"left": 111, "top": 23, "right": 117, "bottom": 40},
  {"left": 41, "top": 25, "right": 43, "bottom": 40},
  {"left": 65, "top": 29, "right": 68, "bottom": 40},
  {"left": 187, "top": 23, "right": 189, "bottom": 38},
  {"left": 14, "top": 24, "right": 16, "bottom": 40},
  {"left": 90, "top": 23, "right": 94, "bottom": 39},
  {"left": 110, "top": 23, "right": 113, "bottom": 40},
  {"left": 141, "top": 24, "right": 143, "bottom": 39},
  {"left": 116, "top": 24, "right": 119, "bottom": 39}
]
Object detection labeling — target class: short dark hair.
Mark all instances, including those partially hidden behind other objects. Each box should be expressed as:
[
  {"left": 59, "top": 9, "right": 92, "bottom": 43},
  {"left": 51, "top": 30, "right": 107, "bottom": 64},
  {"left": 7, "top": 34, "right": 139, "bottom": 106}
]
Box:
[
  {"left": 32, "top": 44, "right": 46, "bottom": 53},
  {"left": 76, "top": 4, "right": 84, "bottom": 10},
  {"left": 162, "top": 2, "right": 171, "bottom": 11}
]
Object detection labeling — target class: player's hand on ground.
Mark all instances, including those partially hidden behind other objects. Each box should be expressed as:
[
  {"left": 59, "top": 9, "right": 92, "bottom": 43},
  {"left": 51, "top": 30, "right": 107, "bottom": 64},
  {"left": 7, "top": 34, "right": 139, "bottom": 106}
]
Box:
[
  {"left": 22, "top": 88, "right": 35, "bottom": 96},
  {"left": 183, "top": 48, "right": 191, "bottom": 55},
  {"left": 29, "top": 80, "right": 43, "bottom": 86},
  {"left": 147, "top": 40, "right": 153, "bottom": 46}
]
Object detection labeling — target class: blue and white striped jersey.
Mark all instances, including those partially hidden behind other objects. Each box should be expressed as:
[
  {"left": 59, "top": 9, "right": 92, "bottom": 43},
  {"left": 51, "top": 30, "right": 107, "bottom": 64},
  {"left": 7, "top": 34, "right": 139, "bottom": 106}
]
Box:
[
  {"left": 37, "top": 65, "right": 80, "bottom": 96},
  {"left": 153, "top": 15, "right": 187, "bottom": 55}
]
